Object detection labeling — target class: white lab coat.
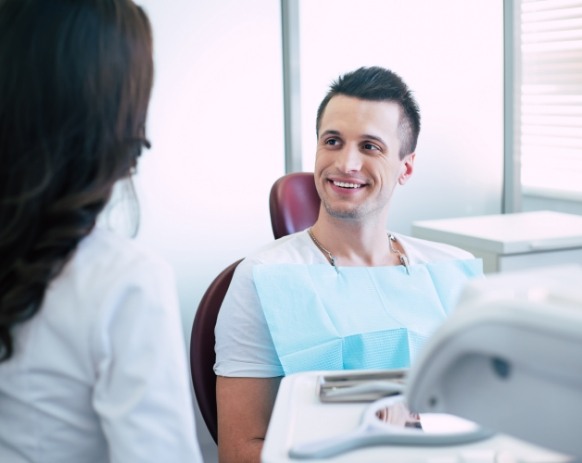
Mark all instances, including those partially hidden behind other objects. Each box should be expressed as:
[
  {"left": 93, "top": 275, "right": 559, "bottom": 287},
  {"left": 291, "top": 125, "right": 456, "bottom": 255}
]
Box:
[{"left": 0, "top": 228, "right": 203, "bottom": 463}]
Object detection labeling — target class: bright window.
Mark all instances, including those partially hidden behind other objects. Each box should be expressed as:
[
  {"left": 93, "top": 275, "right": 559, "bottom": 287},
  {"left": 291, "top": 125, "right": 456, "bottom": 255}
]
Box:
[{"left": 519, "top": 0, "right": 582, "bottom": 201}]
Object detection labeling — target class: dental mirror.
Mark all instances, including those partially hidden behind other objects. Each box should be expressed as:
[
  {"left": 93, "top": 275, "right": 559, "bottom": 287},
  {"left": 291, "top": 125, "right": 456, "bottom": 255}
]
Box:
[{"left": 289, "top": 395, "right": 494, "bottom": 459}]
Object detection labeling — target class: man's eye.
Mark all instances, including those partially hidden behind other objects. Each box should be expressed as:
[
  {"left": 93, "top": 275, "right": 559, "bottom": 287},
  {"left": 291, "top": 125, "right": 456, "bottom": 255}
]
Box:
[
  {"left": 325, "top": 138, "right": 339, "bottom": 146},
  {"left": 363, "top": 143, "right": 380, "bottom": 151}
]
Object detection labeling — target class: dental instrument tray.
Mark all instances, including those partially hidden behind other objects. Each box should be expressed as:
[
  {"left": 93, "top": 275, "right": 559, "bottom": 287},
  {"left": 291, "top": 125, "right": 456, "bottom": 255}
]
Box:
[{"left": 317, "top": 369, "right": 408, "bottom": 403}]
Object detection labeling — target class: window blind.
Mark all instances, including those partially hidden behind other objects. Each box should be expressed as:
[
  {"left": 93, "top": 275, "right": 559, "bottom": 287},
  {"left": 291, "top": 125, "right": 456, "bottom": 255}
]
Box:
[{"left": 520, "top": 0, "right": 582, "bottom": 200}]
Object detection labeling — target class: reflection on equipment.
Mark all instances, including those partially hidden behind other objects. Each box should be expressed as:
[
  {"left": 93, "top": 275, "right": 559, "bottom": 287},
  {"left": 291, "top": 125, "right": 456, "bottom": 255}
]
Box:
[
  {"left": 289, "top": 395, "right": 493, "bottom": 459},
  {"left": 406, "top": 264, "right": 582, "bottom": 461},
  {"left": 288, "top": 370, "right": 493, "bottom": 459}
]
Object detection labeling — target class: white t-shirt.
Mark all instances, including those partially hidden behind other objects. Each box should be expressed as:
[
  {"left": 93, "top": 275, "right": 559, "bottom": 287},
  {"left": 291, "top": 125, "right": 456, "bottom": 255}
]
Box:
[
  {"left": 214, "top": 230, "right": 475, "bottom": 378},
  {"left": 0, "top": 228, "right": 203, "bottom": 463}
]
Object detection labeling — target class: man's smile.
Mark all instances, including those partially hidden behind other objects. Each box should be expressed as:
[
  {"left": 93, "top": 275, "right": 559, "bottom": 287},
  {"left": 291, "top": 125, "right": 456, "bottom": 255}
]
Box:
[{"left": 332, "top": 180, "right": 364, "bottom": 189}]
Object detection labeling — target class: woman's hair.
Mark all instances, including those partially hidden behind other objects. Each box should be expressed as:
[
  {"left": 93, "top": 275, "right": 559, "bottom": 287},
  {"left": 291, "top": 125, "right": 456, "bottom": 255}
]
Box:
[{"left": 0, "top": 0, "right": 154, "bottom": 361}]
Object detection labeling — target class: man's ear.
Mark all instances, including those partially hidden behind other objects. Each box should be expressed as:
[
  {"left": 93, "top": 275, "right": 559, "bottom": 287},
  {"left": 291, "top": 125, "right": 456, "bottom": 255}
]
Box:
[{"left": 398, "top": 152, "right": 415, "bottom": 185}]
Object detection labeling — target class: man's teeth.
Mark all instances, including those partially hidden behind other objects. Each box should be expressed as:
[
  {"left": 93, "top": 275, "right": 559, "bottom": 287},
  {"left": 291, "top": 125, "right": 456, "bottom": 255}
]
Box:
[{"left": 334, "top": 181, "right": 362, "bottom": 189}]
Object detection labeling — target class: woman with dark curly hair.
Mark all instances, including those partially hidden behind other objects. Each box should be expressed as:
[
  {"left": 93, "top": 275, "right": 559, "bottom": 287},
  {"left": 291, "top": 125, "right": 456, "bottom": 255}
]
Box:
[{"left": 0, "top": 0, "right": 203, "bottom": 461}]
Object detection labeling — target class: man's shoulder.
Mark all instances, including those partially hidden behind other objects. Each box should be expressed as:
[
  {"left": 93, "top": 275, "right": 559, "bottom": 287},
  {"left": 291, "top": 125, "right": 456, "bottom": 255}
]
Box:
[
  {"left": 395, "top": 233, "right": 475, "bottom": 263},
  {"left": 243, "top": 230, "right": 322, "bottom": 266}
]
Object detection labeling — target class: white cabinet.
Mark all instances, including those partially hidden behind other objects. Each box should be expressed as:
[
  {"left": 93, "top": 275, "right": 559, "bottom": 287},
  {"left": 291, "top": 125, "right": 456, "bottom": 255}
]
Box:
[{"left": 412, "top": 211, "right": 582, "bottom": 273}]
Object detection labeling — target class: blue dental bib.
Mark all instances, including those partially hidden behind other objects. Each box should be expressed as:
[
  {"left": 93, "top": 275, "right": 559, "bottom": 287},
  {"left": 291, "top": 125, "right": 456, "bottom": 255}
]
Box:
[{"left": 253, "top": 259, "right": 482, "bottom": 375}]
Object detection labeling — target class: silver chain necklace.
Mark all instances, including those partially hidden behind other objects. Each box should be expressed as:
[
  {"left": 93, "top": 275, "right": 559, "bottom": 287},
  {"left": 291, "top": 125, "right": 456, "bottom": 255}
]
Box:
[{"left": 308, "top": 228, "right": 410, "bottom": 271}]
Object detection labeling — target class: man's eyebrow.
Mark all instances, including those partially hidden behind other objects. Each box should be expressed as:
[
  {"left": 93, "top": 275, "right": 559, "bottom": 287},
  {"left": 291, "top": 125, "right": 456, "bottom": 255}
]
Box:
[
  {"left": 361, "top": 134, "right": 387, "bottom": 146},
  {"left": 319, "top": 129, "right": 341, "bottom": 139}
]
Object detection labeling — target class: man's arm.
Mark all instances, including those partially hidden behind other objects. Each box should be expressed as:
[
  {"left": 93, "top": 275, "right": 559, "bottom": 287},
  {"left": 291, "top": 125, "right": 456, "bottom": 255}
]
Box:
[{"left": 216, "top": 376, "right": 282, "bottom": 463}]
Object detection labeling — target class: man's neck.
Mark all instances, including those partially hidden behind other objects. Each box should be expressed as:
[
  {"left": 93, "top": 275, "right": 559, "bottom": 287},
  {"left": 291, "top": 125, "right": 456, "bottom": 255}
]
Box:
[{"left": 310, "top": 216, "right": 396, "bottom": 267}]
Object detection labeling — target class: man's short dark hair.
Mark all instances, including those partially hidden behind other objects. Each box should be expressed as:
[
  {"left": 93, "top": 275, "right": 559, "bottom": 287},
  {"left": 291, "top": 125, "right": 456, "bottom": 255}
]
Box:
[{"left": 316, "top": 66, "right": 421, "bottom": 159}]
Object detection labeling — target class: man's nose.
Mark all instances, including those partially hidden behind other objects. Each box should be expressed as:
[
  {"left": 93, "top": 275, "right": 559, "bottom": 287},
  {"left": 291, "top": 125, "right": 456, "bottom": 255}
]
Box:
[{"left": 336, "top": 144, "right": 362, "bottom": 172}]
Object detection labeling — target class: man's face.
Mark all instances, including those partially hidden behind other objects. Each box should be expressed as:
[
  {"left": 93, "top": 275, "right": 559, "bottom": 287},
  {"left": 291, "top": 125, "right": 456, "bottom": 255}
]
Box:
[{"left": 314, "top": 95, "right": 415, "bottom": 222}]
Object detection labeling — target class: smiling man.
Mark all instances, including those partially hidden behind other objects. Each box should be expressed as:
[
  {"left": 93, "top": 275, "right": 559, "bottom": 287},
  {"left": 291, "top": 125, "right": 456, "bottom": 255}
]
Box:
[
  {"left": 213, "top": 67, "right": 483, "bottom": 463},
  {"left": 310, "top": 92, "right": 414, "bottom": 265}
]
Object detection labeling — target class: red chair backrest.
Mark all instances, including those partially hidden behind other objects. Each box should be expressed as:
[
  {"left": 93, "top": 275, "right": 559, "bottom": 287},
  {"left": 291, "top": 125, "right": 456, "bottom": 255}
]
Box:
[{"left": 269, "top": 172, "right": 320, "bottom": 239}]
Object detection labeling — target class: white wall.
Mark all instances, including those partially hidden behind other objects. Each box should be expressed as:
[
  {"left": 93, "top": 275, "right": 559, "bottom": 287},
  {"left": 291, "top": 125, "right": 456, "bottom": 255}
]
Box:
[
  {"left": 134, "top": 1, "right": 285, "bottom": 460},
  {"left": 299, "top": 0, "right": 505, "bottom": 234}
]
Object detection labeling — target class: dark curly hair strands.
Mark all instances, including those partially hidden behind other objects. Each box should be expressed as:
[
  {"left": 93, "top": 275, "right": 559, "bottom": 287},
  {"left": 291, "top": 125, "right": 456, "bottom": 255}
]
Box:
[{"left": 0, "top": 0, "right": 154, "bottom": 361}]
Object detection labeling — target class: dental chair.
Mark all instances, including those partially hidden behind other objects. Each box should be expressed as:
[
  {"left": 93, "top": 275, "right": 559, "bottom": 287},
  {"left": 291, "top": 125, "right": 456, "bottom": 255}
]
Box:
[
  {"left": 269, "top": 172, "right": 320, "bottom": 239},
  {"left": 190, "top": 259, "right": 243, "bottom": 443},
  {"left": 406, "top": 264, "right": 582, "bottom": 461}
]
